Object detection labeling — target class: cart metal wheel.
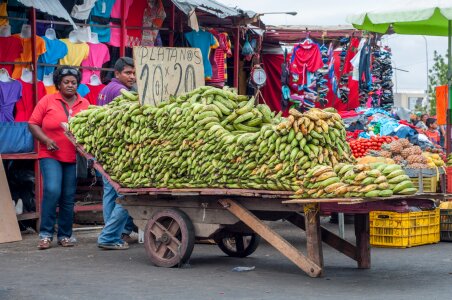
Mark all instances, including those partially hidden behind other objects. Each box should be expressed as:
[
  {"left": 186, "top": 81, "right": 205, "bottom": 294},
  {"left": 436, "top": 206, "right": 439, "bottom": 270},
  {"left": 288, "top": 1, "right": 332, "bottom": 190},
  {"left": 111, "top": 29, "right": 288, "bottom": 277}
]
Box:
[
  {"left": 144, "top": 208, "right": 195, "bottom": 268},
  {"left": 215, "top": 231, "right": 261, "bottom": 258}
]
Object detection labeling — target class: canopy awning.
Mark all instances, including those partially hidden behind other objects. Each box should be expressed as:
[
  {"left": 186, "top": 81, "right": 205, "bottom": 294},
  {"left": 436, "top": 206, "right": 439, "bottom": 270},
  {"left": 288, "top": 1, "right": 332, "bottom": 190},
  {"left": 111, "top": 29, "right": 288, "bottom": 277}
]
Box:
[
  {"left": 347, "top": 6, "right": 452, "bottom": 36},
  {"left": 17, "top": 0, "right": 77, "bottom": 29},
  {"left": 171, "top": 0, "right": 257, "bottom": 19}
]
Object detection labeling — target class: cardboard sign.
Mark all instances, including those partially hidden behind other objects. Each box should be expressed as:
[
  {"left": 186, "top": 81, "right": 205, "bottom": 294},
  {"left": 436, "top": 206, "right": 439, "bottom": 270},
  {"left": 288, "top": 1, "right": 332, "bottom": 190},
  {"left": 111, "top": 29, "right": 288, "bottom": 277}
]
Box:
[
  {"left": 134, "top": 47, "right": 205, "bottom": 106},
  {"left": 0, "top": 156, "right": 22, "bottom": 243}
]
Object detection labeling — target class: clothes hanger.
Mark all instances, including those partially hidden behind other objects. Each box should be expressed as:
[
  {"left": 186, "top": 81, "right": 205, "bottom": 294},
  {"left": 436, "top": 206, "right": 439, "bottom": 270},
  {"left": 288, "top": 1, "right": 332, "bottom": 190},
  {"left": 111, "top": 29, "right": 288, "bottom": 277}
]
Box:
[
  {"left": 20, "top": 24, "right": 31, "bottom": 39},
  {"left": 45, "top": 23, "right": 56, "bottom": 40},
  {"left": 43, "top": 73, "right": 54, "bottom": 86},
  {"left": 90, "top": 32, "right": 99, "bottom": 44},
  {"left": 0, "top": 68, "right": 13, "bottom": 82},
  {"left": 21, "top": 68, "right": 33, "bottom": 83},
  {"left": 68, "top": 30, "right": 80, "bottom": 43},
  {"left": 0, "top": 24, "right": 11, "bottom": 37},
  {"left": 89, "top": 74, "right": 101, "bottom": 86}
]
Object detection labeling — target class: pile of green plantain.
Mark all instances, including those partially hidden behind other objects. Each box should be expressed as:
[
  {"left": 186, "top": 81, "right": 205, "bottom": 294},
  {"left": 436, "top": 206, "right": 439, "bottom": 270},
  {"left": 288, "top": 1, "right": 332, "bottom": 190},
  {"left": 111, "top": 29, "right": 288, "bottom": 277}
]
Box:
[{"left": 68, "top": 86, "right": 416, "bottom": 197}]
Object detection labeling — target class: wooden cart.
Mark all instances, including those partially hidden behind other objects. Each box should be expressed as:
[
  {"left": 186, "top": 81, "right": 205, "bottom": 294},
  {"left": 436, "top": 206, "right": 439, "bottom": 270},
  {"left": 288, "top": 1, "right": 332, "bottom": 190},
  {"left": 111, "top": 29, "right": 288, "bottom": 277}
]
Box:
[{"left": 67, "top": 131, "right": 442, "bottom": 277}]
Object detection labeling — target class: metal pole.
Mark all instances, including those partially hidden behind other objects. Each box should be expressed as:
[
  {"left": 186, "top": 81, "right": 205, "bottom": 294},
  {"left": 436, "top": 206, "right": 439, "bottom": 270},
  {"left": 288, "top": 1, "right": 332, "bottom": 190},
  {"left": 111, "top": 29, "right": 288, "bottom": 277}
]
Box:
[
  {"left": 422, "top": 36, "right": 429, "bottom": 95},
  {"left": 338, "top": 213, "right": 345, "bottom": 239},
  {"left": 447, "top": 20, "right": 452, "bottom": 154}
]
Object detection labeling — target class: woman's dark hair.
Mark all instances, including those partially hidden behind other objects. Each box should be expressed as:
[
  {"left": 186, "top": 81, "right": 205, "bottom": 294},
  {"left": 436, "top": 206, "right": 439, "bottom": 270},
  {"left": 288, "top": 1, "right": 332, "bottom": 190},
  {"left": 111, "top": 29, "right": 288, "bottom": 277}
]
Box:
[
  {"left": 114, "top": 57, "right": 134, "bottom": 72},
  {"left": 53, "top": 67, "right": 81, "bottom": 90},
  {"left": 426, "top": 118, "right": 437, "bottom": 128}
]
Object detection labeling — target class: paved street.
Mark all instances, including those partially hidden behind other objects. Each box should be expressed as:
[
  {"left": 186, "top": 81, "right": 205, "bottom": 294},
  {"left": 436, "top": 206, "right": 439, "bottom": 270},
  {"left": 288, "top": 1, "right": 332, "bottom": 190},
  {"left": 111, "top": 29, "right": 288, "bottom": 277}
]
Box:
[{"left": 1, "top": 219, "right": 451, "bottom": 300}]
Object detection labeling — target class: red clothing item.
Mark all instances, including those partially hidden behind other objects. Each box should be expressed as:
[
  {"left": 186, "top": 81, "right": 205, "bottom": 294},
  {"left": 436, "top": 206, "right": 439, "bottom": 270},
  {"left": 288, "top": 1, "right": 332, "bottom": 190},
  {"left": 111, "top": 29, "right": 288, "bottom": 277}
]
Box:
[
  {"left": 29, "top": 93, "right": 90, "bottom": 163},
  {"left": 126, "top": 0, "right": 148, "bottom": 47},
  {"left": 425, "top": 129, "right": 440, "bottom": 145},
  {"left": 343, "top": 37, "right": 360, "bottom": 74},
  {"left": 321, "top": 49, "right": 359, "bottom": 111},
  {"left": 0, "top": 36, "right": 23, "bottom": 76},
  {"left": 290, "top": 42, "right": 323, "bottom": 85},
  {"left": 85, "top": 83, "right": 105, "bottom": 105},
  {"left": 14, "top": 79, "right": 47, "bottom": 122}
]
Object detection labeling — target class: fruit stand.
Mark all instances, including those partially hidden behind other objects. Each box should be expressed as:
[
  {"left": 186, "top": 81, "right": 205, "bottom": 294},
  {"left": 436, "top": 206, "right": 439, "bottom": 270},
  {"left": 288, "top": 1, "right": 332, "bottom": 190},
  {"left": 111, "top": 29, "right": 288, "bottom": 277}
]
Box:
[
  {"left": 64, "top": 130, "right": 443, "bottom": 277},
  {"left": 64, "top": 85, "right": 448, "bottom": 276}
]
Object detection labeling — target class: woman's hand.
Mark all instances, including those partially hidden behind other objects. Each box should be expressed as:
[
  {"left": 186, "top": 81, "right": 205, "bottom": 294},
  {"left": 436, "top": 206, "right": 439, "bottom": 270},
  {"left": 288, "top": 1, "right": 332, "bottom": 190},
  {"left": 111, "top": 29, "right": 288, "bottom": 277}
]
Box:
[{"left": 45, "top": 139, "right": 59, "bottom": 151}]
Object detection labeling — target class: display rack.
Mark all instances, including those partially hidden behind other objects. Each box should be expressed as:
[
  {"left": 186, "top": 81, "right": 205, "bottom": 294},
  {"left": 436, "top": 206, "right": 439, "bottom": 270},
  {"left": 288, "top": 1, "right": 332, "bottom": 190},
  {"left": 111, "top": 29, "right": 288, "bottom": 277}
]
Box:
[{"left": 0, "top": 1, "right": 250, "bottom": 226}]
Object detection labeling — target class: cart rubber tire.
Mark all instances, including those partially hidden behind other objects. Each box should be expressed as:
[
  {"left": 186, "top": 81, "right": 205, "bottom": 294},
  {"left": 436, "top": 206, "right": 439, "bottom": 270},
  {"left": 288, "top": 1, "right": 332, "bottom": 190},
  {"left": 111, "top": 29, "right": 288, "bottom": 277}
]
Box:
[
  {"left": 144, "top": 208, "right": 195, "bottom": 268},
  {"left": 216, "top": 231, "right": 260, "bottom": 258}
]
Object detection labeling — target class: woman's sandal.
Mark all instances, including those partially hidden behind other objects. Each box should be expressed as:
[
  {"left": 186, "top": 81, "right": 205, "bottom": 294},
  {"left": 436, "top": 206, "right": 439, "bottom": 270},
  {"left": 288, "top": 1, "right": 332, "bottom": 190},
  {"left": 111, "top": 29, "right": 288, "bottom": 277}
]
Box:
[
  {"left": 58, "top": 237, "right": 75, "bottom": 247},
  {"left": 37, "top": 238, "right": 52, "bottom": 250}
]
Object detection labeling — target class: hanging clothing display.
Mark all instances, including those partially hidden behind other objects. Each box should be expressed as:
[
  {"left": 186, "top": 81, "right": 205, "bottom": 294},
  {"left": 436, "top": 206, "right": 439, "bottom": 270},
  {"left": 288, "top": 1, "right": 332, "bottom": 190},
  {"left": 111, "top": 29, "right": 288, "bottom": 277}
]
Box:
[
  {"left": 85, "top": 83, "right": 105, "bottom": 105},
  {"left": 81, "top": 42, "right": 110, "bottom": 84},
  {"left": 289, "top": 40, "right": 323, "bottom": 86},
  {"left": 0, "top": 35, "right": 23, "bottom": 76},
  {"left": 108, "top": 0, "right": 134, "bottom": 47},
  {"left": 0, "top": 79, "right": 22, "bottom": 122},
  {"left": 14, "top": 79, "right": 46, "bottom": 122},
  {"left": 207, "top": 30, "right": 231, "bottom": 87},
  {"left": 44, "top": 84, "right": 57, "bottom": 95},
  {"left": 185, "top": 30, "right": 219, "bottom": 79},
  {"left": 71, "top": 0, "right": 97, "bottom": 21},
  {"left": 89, "top": 0, "right": 116, "bottom": 43},
  {"left": 37, "top": 36, "right": 68, "bottom": 80},
  {"left": 77, "top": 83, "right": 90, "bottom": 97},
  {"left": 125, "top": 0, "right": 148, "bottom": 47},
  {"left": 59, "top": 39, "right": 90, "bottom": 66},
  {"left": 322, "top": 48, "right": 359, "bottom": 111},
  {"left": 12, "top": 34, "right": 46, "bottom": 79},
  {"left": 6, "top": 0, "right": 26, "bottom": 35},
  {"left": 141, "top": 0, "right": 166, "bottom": 47},
  {"left": 0, "top": 1, "right": 8, "bottom": 26}
]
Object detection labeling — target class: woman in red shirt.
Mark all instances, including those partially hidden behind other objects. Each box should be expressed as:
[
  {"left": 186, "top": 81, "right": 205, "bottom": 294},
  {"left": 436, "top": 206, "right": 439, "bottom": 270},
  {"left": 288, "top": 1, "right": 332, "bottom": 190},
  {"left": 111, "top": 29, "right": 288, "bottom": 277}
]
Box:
[{"left": 29, "top": 67, "right": 90, "bottom": 250}]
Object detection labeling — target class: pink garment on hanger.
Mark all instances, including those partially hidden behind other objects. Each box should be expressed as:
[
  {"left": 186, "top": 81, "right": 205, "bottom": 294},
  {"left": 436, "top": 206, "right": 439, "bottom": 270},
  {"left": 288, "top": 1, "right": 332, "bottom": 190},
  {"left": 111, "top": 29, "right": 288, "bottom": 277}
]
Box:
[
  {"left": 81, "top": 43, "right": 110, "bottom": 84},
  {"left": 108, "top": 0, "right": 134, "bottom": 47}
]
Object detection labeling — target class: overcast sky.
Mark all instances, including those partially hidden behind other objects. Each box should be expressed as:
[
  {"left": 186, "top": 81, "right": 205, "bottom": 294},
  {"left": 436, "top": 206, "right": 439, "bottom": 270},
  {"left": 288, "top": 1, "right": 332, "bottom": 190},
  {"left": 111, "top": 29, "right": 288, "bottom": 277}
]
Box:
[{"left": 222, "top": 0, "right": 449, "bottom": 92}]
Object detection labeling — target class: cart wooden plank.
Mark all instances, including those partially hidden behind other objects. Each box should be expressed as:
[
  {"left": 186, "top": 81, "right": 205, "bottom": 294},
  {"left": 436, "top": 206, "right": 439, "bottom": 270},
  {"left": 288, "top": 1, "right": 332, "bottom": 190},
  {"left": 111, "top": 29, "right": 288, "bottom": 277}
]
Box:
[
  {"left": 303, "top": 204, "right": 324, "bottom": 271},
  {"left": 218, "top": 198, "right": 322, "bottom": 278},
  {"left": 286, "top": 213, "right": 358, "bottom": 262}
]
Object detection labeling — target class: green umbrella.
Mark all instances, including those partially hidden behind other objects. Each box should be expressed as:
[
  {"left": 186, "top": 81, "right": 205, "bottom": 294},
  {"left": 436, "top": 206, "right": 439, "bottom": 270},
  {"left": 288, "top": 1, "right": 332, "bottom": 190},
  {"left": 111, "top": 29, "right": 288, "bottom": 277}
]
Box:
[{"left": 347, "top": 6, "right": 452, "bottom": 153}]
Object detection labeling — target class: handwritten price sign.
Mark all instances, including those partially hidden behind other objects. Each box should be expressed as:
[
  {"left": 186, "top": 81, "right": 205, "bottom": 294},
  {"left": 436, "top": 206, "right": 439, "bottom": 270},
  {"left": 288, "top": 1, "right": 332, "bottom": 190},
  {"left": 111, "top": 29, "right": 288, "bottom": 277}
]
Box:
[{"left": 133, "top": 47, "right": 205, "bottom": 106}]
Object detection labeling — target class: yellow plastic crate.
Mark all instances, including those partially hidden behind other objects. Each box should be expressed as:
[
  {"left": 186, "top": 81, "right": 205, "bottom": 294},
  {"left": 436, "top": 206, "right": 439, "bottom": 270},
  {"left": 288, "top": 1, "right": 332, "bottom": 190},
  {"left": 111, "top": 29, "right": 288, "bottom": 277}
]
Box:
[
  {"left": 410, "top": 176, "right": 438, "bottom": 193},
  {"left": 370, "top": 209, "right": 440, "bottom": 248}
]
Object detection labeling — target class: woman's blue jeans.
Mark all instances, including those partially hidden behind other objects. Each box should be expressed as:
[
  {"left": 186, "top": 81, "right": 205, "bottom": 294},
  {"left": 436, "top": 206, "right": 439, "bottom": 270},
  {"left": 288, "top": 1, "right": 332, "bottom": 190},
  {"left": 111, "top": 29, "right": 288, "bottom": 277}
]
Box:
[{"left": 39, "top": 158, "right": 76, "bottom": 240}]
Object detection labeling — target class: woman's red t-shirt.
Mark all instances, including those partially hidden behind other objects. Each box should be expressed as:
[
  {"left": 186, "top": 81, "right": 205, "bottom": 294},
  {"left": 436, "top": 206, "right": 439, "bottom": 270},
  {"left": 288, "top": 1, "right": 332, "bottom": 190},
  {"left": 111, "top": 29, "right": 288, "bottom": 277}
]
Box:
[{"left": 29, "top": 92, "right": 90, "bottom": 163}]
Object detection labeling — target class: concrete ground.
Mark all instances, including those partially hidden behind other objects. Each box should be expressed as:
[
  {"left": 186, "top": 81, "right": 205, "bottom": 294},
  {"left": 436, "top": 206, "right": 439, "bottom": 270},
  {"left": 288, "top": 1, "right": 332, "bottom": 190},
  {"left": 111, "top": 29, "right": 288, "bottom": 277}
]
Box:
[{"left": 1, "top": 219, "right": 451, "bottom": 300}]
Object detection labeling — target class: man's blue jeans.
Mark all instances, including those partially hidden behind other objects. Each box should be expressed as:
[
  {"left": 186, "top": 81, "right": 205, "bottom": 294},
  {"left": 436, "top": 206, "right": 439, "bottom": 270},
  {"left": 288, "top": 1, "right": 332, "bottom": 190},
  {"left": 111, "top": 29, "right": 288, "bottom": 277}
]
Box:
[
  {"left": 98, "top": 176, "right": 134, "bottom": 245},
  {"left": 39, "top": 158, "right": 76, "bottom": 240}
]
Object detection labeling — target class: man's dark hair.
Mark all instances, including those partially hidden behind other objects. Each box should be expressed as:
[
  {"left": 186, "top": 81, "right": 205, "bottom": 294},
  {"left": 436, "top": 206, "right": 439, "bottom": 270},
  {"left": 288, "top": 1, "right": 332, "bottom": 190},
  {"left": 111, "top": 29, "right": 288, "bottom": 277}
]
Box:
[
  {"left": 53, "top": 67, "right": 81, "bottom": 90},
  {"left": 426, "top": 118, "right": 437, "bottom": 128},
  {"left": 114, "top": 57, "right": 134, "bottom": 72}
]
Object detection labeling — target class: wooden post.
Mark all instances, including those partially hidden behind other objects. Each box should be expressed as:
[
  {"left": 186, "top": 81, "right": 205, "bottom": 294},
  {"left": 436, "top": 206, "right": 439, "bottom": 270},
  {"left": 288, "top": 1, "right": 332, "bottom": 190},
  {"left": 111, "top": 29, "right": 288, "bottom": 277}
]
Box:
[
  {"left": 286, "top": 213, "right": 357, "bottom": 262},
  {"left": 168, "top": 2, "right": 175, "bottom": 47},
  {"left": 304, "top": 204, "right": 324, "bottom": 270},
  {"left": 233, "top": 27, "right": 240, "bottom": 89},
  {"left": 218, "top": 199, "right": 322, "bottom": 277},
  {"left": 354, "top": 214, "right": 371, "bottom": 269},
  {"left": 120, "top": 0, "right": 126, "bottom": 57}
]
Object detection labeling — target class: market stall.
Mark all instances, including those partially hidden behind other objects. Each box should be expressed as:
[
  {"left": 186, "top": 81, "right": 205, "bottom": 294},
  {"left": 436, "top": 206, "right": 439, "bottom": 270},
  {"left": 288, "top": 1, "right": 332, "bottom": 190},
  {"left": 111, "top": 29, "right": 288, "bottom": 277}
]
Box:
[
  {"left": 0, "top": 0, "right": 261, "bottom": 225},
  {"left": 259, "top": 25, "right": 394, "bottom": 116}
]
